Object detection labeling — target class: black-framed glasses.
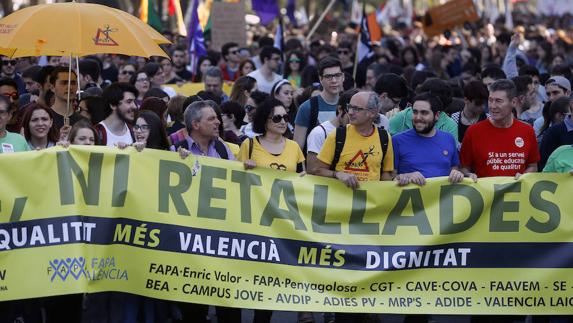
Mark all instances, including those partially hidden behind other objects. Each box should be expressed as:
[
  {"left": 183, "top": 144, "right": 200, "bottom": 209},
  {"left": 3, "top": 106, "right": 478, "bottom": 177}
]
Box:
[
  {"left": 133, "top": 124, "right": 151, "bottom": 131},
  {"left": 269, "top": 114, "right": 290, "bottom": 123},
  {"left": 337, "top": 50, "right": 350, "bottom": 55},
  {"left": 121, "top": 70, "right": 135, "bottom": 75},
  {"left": 2, "top": 60, "right": 16, "bottom": 66},
  {"left": 321, "top": 73, "right": 343, "bottom": 80},
  {"left": 345, "top": 103, "right": 368, "bottom": 113}
]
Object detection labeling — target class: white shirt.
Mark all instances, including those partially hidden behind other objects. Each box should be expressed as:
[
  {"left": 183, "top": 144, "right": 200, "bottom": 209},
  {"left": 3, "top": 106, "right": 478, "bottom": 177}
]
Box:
[
  {"left": 306, "top": 115, "right": 389, "bottom": 154},
  {"left": 248, "top": 69, "right": 283, "bottom": 94},
  {"left": 99, "top": 121, "right": 133, "bottom": 147},
  {"left": 307, "top": 120, "right": 336, "bottom": 154}
]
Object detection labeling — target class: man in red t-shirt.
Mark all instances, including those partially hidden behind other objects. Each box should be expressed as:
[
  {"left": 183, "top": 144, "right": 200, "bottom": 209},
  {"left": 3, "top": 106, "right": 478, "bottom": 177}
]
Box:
[{"left": 460, "top": 79, "right": 540, "bottom": 178}]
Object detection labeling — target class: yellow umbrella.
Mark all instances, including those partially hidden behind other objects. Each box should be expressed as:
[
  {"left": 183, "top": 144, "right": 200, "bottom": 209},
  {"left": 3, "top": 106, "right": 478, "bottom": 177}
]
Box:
[{"left": 0, "top": 2, "right": 171, "bottom": 58}]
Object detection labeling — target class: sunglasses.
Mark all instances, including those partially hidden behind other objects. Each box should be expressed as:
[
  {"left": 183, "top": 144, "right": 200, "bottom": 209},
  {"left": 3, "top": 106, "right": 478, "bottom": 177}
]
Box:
[
  {"left": 121, "top": 70, "right": 135, "bottom": 75},
  {"left": 2, "top": 60, "right": 16, "bottom": 66},
  {"left": 269, "top": 114, "right": 290, "bottom": 123},
  {"left": 289, "top": 58, "right": 301, "bottom": 63},
  {"left": 2, "top": 92, "right": 19, "bottom": 101}
]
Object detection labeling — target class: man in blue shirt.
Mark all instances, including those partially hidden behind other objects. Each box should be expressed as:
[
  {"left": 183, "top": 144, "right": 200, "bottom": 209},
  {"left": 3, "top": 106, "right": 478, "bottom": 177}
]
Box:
[
  {"left": 392, "top": 92, "right": 469, "bottom": 186},
  {"left": 293, "top": 56, "right": 344, "bottom": 150}
]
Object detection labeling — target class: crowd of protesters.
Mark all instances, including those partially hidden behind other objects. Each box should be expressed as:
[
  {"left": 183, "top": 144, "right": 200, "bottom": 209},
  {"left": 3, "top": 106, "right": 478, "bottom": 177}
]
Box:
[{"left": 2, "top": 6, "right": 573, "bottom": 323}]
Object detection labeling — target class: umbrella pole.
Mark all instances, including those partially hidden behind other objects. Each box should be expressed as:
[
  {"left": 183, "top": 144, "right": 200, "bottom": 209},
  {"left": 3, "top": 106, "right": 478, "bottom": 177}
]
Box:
[
  {"left": 65, "top": 52, "right": 72, "bottom": 126},
  {"left": 76, "top": 56, "right": 80, "bottom": 99}
]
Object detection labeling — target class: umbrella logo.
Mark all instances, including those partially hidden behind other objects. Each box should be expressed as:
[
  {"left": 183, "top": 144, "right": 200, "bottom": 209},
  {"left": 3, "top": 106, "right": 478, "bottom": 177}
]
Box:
[{"left": 93, "top": 25, "right": 119, "bottom": 46}]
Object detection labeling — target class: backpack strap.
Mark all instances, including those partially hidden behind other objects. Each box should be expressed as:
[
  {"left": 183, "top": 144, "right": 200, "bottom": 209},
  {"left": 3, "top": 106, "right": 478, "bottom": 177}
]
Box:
[
  {"left": 377, "top": 127, "right": 389, "bottom": 167},
  {"left": 248, "top": 137, "right": 254, "bottom": 159},
  {"left": 214, "top": 140, "right": 229, "bottom": 160},
  {"left": 93, "top": 123, "right": 107, "bottom": 146},
  {"left": 329, "top": 126, "right": 347, "bottom": 171},
  {"left": 318, "top": 124, "right": 327, "bottom": 139},
  {"left": 303, "top": 96, "right": 320, "bottom": 153}
]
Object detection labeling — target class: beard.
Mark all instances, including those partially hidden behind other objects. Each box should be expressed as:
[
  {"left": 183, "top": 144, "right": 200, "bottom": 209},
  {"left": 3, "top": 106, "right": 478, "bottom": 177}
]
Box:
[
  {"left": 116, "top": 107, "right": 133, "bottom": 124},
  {"left": 414, "top": 120, "right": 436, "bottom": 135}
]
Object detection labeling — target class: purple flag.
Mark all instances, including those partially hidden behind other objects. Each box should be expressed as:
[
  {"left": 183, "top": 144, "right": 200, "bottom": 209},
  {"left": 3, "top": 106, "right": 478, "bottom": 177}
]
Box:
[
  {"left": 286, "top": 0, "right": 296, "bottom": 27},
  {"left": 188, "top": 0, "right": 206, "bottom": 75},
  {"left": 252, "top": 0, "right": 279, "bottom": 25}
]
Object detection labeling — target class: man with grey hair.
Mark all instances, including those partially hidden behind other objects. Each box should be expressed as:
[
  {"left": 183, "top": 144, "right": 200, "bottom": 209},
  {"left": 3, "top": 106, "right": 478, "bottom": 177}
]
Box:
[
  {"left": 171, "top": 100, "right": 234, "bottom": 160},
  {"left": 314, "top": 91, "right": 394, "bottom": 190},
  {"left": 203, "top": 67, "right": 229, "bottom": 103},
  {"left": 461, "top": 79, "right": 539, "bottom": 178}
]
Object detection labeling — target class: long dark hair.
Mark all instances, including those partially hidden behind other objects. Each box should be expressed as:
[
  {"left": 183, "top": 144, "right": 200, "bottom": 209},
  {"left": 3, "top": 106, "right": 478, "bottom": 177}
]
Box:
[
  {"left": 136, "top": 110, "right": 169, "bottom": 150},
  {"left": 283, "top": 50, "right": 307, "bottom": 79},
  {"left": 20, "top": 103, "right": 59, "bottom": 143},
  {"left": 540, "top": 97, "right": 569, "bottom": 135}
]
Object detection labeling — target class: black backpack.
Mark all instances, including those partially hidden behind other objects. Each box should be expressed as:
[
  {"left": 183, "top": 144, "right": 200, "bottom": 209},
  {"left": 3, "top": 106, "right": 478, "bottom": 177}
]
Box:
[
  {"left": 174, "top": 139, "right": 230, "bottom": 160},
  {"left": 329, "top": 126, "right": 389, "bottom": 171},
  {"left": 303, "top": 96, "right": 320, "bottom": 154}
]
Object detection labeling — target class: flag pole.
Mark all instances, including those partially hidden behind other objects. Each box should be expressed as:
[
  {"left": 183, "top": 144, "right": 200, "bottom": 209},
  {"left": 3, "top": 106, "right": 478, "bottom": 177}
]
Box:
[
  {"left": 352, "top": 2, "right": 365, "bottom": 81},
  {"left": 306, "top": 0, "right": 337, "bottom": 41}
]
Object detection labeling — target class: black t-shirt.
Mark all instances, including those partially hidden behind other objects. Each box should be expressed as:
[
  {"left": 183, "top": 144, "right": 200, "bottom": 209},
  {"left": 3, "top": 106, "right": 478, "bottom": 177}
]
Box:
[
  {"left": 175, "top": 69, "right": 193, "bottom": 81},
  {"left": 51, "top": 109, "right": 84, "bottom": 131},
  {"left": 457, "top": 112, "right": 488, "bottom": 142}
]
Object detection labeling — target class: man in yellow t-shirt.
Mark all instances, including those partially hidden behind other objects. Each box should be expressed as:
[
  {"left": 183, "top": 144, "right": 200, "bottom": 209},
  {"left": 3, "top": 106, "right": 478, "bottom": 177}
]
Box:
[{"left": 315, "top": 91, "right": 394, "bottom": 188}]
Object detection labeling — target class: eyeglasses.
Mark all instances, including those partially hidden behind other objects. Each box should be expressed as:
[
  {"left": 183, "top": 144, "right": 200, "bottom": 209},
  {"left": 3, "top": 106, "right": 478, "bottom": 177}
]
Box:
[
  {"left": 269, "top": 114, "right": 290, "bottom": 123},
  {"left": 136, "top": 77, "right": 149, "bottom": 82},
  {"left": 345, "top": 103, "right": 369, "bottom": 113},
  {"left": 337, "top": 50, "right": 350, "bottom": 55},
  {"left": 133, "top": 124, "right": 151, "bottom": 131},
  {"left": 2, "top": 60, "right": 16, "bottom": 66},
  {"left": 321, "top": 73, "right": 344, "bottom": 80},
  {"left": 121, "top": 70, "right": 135, "bottom": 75},
  {"left": 245, "top": 104, "right": 256, "bottom": 112},
  {"left": 2, "top": 92, "right": 18, "bottom": 101},
  {"left": 289, "top": 58, "right": 301, "bottom": 63}
]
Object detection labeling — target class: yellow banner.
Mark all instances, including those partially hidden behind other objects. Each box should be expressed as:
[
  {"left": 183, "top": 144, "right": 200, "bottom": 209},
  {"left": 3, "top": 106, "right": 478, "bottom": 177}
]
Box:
[{"left": 1, "top": 146, "right": 573, "bottom": 314}]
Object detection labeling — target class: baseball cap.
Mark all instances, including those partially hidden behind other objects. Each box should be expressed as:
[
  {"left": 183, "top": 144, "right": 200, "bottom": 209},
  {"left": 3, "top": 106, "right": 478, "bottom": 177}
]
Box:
[{"left": 546, "top": 76, "right": 571, "bottom": 92}]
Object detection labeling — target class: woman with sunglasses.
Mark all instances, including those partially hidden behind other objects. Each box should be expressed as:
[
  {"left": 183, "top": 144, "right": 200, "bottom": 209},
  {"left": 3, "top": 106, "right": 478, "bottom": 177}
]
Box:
[
  {"left": 117, "top": 63, "right": 136, "bottom": 83},
  {"left": 20, "top": 103, "right": 59, "bottom": 150},
  {"left": 239, "top": 97, "right": 304, "bottom": 173},
  {"left": 284, "top": 50, "right": 306, "bottom": 88}
]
